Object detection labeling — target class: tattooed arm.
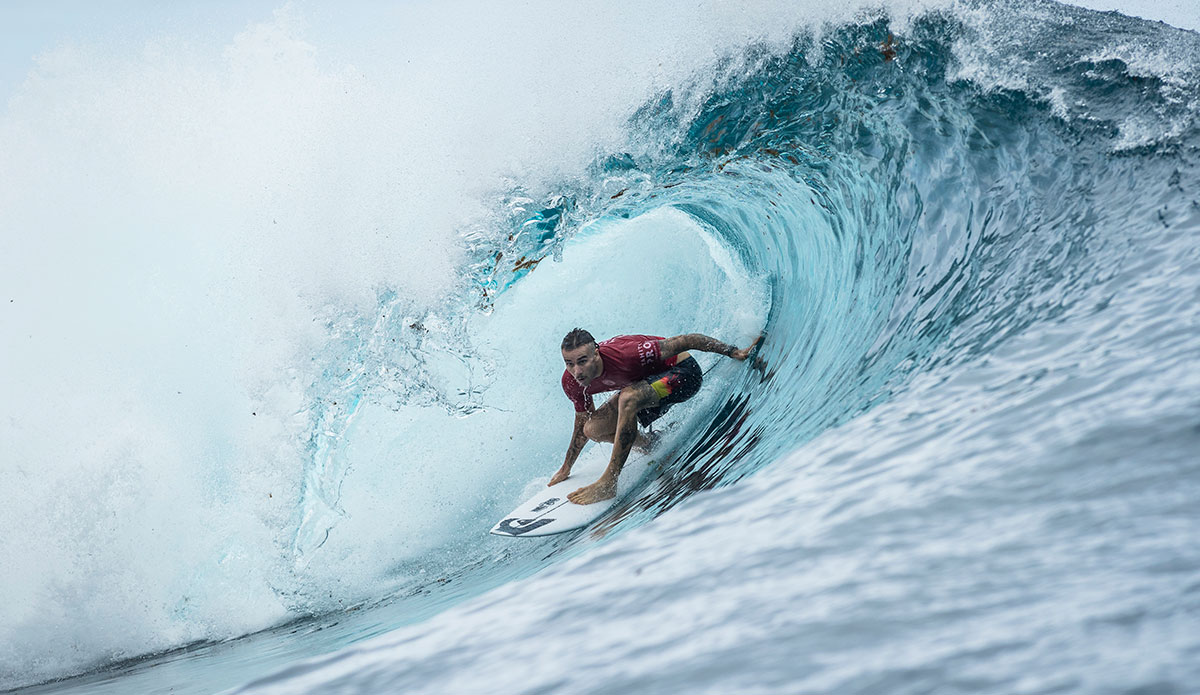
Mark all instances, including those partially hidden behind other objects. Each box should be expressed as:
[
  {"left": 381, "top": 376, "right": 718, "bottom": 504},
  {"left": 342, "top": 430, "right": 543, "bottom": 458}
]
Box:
[
  {"left": 659, "top": 333, "right": 761, "bottom": 361},
  {"left": 549, "top": 411, "right": 589, "bottom": 486}
]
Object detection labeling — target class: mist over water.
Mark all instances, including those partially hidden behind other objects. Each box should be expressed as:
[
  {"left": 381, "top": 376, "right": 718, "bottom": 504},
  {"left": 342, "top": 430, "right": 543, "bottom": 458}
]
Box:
[{"left": 3, "top": 1, "right": 1199, "bottom": 693}]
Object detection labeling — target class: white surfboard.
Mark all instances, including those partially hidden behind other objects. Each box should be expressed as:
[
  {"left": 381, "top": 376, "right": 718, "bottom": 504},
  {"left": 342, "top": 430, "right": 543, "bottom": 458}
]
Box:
[{"left": 490, "top": 453, "right": 658, "bottom": 537}]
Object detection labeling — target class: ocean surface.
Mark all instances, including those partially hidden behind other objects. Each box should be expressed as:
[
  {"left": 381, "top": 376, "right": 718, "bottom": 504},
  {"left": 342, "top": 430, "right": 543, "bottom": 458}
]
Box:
[{"left": 2, "top": 1, "right": 1199, "bottom": 693}]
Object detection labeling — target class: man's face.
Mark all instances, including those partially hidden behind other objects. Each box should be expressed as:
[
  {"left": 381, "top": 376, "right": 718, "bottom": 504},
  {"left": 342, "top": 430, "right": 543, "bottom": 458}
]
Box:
[{"left": 562, "top": 343, "right": 602, "bottom": 387}]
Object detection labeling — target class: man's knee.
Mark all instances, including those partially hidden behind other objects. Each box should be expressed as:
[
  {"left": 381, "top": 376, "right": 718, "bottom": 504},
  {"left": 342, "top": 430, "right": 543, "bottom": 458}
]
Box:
[
  {"left": 617, "top": 384, "right": 654, "bottom": 413},
  {"left": 582, "top": 417, "right": 601, "bottom": 440},
  {"left": 583, "top": 414, "right": 612, "bottom": 441}
]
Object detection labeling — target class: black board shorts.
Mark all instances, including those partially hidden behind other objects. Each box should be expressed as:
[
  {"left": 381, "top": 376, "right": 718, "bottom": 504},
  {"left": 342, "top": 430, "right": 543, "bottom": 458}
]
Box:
[{"left": 637, "top": 356, "right": 703, "bottom": 427}]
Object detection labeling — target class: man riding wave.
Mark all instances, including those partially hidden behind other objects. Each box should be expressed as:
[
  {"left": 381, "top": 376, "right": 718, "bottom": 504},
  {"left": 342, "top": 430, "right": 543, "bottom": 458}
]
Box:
[{"left": 553, "top": 328, "right": 760, "bottom": 504}]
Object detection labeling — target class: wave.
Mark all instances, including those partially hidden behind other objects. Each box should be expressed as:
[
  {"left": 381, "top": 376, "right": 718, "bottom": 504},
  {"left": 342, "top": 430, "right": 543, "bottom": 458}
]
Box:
[{"left": 2, "top": 0, "right": 1198, "bottom": 691}]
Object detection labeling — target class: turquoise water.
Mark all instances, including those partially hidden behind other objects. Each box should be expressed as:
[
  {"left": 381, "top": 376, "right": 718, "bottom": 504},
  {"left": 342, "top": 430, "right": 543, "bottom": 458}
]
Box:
[{"left": 3, "top": 1, "right": 1199, "bottom": 693}]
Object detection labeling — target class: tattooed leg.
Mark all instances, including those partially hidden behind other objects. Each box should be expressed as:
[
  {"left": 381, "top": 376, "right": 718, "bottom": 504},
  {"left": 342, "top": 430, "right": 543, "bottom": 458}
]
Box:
[{"left": 568, "top": 383, "right": 659, "bottom": 505}]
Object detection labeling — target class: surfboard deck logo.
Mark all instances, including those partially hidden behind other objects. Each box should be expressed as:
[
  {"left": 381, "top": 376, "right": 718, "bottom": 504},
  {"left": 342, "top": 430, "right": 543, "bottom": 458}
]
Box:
[
  {"left": 490, "top": 453, "right": 659, "bottom": 537},
  {"left": 531, "top": 497, "right": 562, "bottom": 513},
  {"left": 494, "top": 517, "right": 556, "bottom": 536}
]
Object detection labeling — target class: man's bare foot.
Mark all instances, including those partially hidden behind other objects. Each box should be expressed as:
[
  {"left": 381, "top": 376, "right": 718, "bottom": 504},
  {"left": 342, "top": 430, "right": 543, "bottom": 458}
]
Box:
[
  {"left": 548, "top": 466, "right": 572, "bottom": 486},
  {"left": 567, "top": 478, "right": 616, "bottom": 505}
]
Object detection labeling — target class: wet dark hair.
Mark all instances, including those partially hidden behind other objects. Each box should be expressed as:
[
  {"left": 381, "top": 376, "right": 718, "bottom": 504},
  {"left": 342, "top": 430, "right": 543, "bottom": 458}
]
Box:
[{"left": 561, "top": 328, "right": 596, "bottom": 351}]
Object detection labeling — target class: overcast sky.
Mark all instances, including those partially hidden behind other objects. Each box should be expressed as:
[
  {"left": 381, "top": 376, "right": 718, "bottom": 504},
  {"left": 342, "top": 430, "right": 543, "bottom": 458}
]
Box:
[{"left": 1, "top": 0, "right": 1195, "bottom": 105}]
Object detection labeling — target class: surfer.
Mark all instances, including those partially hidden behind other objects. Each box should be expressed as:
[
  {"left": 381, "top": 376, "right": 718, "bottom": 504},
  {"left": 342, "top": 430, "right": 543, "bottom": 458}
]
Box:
[{"left": 552, "top": 328, "right": 761, "bottom": 504}]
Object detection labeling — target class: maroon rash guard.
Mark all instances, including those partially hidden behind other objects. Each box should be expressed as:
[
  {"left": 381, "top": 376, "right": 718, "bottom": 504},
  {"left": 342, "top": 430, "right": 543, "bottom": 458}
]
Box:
[{"left": 561, "top": 335, "right": 678, "bottom": 413}]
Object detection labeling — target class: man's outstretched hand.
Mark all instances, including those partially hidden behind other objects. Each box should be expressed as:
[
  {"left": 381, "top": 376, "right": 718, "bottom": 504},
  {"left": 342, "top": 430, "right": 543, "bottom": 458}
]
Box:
[
  {"left": 730, "top": 335, "right": 763, "bottom": 361},
  {"left": 548, "top": 465, "right": 572, "bottom": 486}
]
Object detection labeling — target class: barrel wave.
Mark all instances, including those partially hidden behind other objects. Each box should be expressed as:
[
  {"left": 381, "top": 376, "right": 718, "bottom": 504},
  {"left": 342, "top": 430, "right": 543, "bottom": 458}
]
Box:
[{"left": 3, "top": 2, "right": 1199, "bottom": 693}]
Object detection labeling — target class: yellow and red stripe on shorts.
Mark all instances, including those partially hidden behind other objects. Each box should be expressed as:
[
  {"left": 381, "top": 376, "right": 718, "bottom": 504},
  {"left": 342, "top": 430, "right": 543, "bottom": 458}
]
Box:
[{"left": 650, "top": 373, "right": 676, "bottom": 400}]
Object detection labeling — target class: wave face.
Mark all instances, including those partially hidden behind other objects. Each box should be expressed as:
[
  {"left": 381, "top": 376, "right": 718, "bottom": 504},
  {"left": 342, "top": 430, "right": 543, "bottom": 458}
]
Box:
[{"left": 4, "top": 1, "right": 1200, "bottom": 693}]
